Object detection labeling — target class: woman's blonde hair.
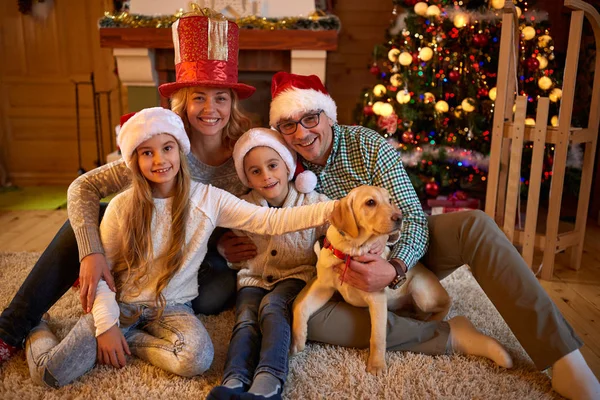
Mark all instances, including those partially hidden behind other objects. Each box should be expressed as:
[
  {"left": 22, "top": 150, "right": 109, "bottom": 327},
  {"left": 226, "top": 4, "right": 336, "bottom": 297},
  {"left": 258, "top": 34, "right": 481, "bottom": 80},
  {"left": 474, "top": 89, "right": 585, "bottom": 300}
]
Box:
[
  {"left": 109, "top": 142, "right": 191, "bottom": 323},
  {"left": 170, "top": 86, "right": 252, "bottom": 149}
]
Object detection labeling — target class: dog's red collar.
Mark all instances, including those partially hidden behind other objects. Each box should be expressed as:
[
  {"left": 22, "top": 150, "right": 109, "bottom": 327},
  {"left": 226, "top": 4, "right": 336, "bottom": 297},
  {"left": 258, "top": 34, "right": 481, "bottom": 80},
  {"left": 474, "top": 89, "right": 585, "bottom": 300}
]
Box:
[{"left": 323, "top": 238, "right": 351, "bottom": 285}]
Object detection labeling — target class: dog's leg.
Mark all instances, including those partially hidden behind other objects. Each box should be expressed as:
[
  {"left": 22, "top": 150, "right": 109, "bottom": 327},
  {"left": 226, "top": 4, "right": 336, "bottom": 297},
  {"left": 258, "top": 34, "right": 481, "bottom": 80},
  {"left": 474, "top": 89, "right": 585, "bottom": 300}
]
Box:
[
  {"left": 291, "top": 280, "right": 336, "bottom": 355},
  {"left": 365, "top": 297, "right": 388, "bottom": 376},
  {"left": 407, "top": 263, "right": 451, "bottom": 321}
]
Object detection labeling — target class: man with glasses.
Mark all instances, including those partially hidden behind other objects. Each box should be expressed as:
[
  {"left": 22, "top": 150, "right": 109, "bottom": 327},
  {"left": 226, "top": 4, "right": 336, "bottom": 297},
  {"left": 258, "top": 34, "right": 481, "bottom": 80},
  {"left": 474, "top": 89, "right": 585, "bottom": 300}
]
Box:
[{"left": 264, "top": 71, "right": 598, "bottom": 400}]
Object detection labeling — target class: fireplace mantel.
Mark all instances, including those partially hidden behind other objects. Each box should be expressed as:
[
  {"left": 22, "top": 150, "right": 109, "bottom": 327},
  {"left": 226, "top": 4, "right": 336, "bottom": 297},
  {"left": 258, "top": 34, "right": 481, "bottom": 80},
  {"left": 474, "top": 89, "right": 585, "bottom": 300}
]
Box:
[{"left": 99, "top": 27, "right": 338, "bottom": 106}]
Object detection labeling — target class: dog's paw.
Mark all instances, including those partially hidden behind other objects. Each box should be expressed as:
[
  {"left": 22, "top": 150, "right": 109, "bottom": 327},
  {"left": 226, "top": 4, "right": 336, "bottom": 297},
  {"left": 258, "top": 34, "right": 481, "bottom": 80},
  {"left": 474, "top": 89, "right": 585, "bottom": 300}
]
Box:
[
  {"left": 290, "top": 334, "right": 306, "bottom": 355},
  {"left": 366, "top": 356, "right": 387, "bottom": 376}
]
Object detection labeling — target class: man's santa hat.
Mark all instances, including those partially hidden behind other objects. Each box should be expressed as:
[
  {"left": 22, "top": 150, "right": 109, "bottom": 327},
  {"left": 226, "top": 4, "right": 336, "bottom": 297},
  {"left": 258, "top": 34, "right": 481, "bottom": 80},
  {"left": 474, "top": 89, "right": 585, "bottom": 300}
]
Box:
[{"left": 269, "top": 72, "right": 337, "bottom": 128}]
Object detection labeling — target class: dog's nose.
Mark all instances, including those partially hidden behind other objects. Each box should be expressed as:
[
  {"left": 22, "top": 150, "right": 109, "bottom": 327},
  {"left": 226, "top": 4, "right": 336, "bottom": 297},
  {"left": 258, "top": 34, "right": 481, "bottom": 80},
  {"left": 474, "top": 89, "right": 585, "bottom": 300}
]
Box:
[{"left": 391, "top": 212, "right": 402, "bottom": 221}]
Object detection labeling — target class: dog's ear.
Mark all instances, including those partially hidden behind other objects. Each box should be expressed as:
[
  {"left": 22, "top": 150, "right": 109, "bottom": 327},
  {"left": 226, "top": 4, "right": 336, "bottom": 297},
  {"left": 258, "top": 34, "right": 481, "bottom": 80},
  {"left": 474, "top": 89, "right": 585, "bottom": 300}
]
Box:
[{"left": 330, "top": 197, "right": 360, "bottom": 238}]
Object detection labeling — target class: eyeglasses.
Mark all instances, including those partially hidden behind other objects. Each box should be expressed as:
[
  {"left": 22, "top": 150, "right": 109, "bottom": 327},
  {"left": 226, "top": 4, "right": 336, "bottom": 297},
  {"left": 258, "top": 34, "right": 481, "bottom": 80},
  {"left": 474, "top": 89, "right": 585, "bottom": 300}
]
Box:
[{"left": 276, "top": 110, "right": 323, "bottom": 135}]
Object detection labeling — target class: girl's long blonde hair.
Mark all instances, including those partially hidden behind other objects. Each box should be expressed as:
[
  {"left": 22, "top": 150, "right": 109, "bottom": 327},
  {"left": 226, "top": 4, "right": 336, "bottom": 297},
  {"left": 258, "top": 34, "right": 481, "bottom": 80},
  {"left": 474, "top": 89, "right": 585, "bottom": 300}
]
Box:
[
  {"left": 109, "top": 144, "right": 191, "bottom": 323},
  {"left": 170, "top": 86, "right": 252, "bottom": 149}
]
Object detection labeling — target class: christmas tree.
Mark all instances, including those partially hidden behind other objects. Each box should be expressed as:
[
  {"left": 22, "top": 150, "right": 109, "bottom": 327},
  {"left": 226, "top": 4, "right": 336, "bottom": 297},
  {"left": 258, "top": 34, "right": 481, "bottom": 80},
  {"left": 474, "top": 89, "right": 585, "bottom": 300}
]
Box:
[{"left": 355, "top": 0, "right": 564, "bottom": 200}]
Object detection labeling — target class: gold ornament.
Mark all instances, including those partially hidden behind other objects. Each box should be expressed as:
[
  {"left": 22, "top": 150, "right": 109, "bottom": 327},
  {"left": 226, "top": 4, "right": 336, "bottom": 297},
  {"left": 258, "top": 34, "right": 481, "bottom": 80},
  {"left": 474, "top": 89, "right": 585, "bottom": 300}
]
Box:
[
  {"left": 426, "top": 5, "right": 441, "bottom": 17},
  {"left": 549, "top": 88, "right": 562, "bottom": 102},
  {"left": 522, "top": 26, "right": 536, "bottom": 41},
  {"left": 489, "top": 87, "right": 497, "bottom": 101},
  {"left": 525, "top": 118, "right": 536, "bottom": 126},
  {"left": 414, "top": 2, "right": 428, "bottom": 16},
  {"left": 373, "top": 101, "right": 385, "bottom": 115},
  {"left": 551, "top": 115, "right": 559, "bottom": 127},
  {"left": 379, "top": 103, "right": 394, "bottom": 117},
  {"left": 435, "top": 100, "right": 449, "bottom": 113},
  {"left": 398, "top": 52, "right": 413, "bottom": 66},
  {"left": 491, "top": 0, "right": 505, "bottom": 9},
  {"left": 424, "top": 92, "right": 435, "bottom": 103},
  {"left": 538, "top": 34, "right": 552, "bottom": 47},
  {"left": 453, "top": 13, "right": 469, "bottom": 28},
  {"left": 516, "top": 6, "right": 522, "bottom": 18},
  {"left": 388, "top": 48, "right": 400, "bottom": 62},
  {"left": 390, "top": 73, "right": 402, "bottom": 87},
  {"left": 536, "top": 55, "right": 548, "bottom": 69},
  {"left": 538, "top": 76, "right": 553, "bottom": 90},
  {"left": 373, "top": 84, "right": 387, "bottom": 97},
  {"left": 396, "top": 90, "right": 411, "bottom": 104},
  {"left": 454, "top": 106, "right": 463, "bottom": 118},
  {"left": 419, "top": 47, "right": 433, "bottom": 61},
  {"left": 461, "top": 98, "right": 476, "bottom": 112}
]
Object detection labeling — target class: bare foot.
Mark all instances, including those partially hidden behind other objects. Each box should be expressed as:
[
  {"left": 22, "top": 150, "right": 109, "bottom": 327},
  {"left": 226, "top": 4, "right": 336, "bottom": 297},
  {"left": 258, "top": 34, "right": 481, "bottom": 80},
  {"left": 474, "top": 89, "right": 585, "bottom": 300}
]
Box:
[{"left": 551, "top": 349, "right": 600, "bottom": 400}]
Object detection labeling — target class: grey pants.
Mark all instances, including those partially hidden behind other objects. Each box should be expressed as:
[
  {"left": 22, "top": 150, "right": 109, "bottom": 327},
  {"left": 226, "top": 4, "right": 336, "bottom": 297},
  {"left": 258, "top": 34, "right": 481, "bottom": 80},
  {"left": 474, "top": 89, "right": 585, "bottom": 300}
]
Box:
[
  {"left": 306, "top": 210, "right": 581, "bottom": 369},
  {"left": 25, "top": 303, "right": 213, "bottom": 388}
]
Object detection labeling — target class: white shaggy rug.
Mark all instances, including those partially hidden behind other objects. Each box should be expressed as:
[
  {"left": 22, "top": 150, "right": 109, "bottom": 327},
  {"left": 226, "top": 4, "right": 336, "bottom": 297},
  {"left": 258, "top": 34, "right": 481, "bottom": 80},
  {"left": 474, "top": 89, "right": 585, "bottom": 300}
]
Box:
[{"left": 0, "top": 252, "right": 559, "bottom": 399}]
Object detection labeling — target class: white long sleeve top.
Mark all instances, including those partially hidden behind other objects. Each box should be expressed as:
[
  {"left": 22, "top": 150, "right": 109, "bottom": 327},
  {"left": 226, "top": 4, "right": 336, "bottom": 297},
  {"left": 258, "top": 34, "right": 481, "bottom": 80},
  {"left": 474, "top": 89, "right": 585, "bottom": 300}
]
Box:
[{"left": 91, "top": 181, "right": 334, "bottom": 336}]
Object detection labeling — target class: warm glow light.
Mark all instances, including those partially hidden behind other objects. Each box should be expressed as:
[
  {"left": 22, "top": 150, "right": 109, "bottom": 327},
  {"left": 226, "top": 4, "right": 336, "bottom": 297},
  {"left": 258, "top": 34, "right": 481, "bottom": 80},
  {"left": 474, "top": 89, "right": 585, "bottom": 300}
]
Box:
[
  {"left": 419, "top": 47, "right": 433, "bottom": 61},
  {"left": 522, "top": 26, "right": 536, "bottom": 41},
  {"left": 551, "top": 115, "right": 559, "bottom": 127},
  {"left": 453, "top": 13, "right": 469, "bottom": 28},
  {"left": 426, "top": 5, "right": 441, "bottom": 17},
  {"left": 525, "top": 118, "right": 536, "bottom": 126},
  {"left": 390, "top": 73, "right": 402, "bottom": 87},
  {"left": 414, "top": 2, "right": 428, "bottom": 16},
  {"left": 491, "top": 0, "right": 505, "bottom": 9},
  {"left": 424, "top": 92, "right": 435, "bottom": 103},
  {"left": 399, "top": 52, "right": 413, "bottom": 66},
  {"left": 372, "top": 101, "right": 385, "bottom": 115},
  {"left": 549, "top": 88, "right": 562, "bottom": 102},
  {"left": 388, "top": 48, "right": 400, "bottom": 62},
  {"left": 379, "top": 103, "right": 394, "bottom": 117},
  {"left": 435, "top": 100, "right": 449, "bottom": 113},
  {"left": 461, "top": 98, "right": 475, "bottom": 112},
  {"left": 373, "top": 84, "right": 387, "bottom": 97},
  {"left": 538, "top": 76, "right": 553, "bottom": 90},
  {"left": 396, "top": 90, "right": 411, "bottom": 104},
  {"left": 489, "top": 87, "right": 497, "bottom": 101}
]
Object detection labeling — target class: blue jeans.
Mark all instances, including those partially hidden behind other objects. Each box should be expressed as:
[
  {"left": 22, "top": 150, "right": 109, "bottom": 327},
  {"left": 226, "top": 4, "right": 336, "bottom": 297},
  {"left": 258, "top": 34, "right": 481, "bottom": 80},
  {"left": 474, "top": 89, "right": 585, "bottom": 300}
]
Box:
[
  {"left": 0, "top": 203, "right": 236, "bottom": 348},
  {"left": 25, "top": 303, "right": 213, "bottom": 388},
  {"left": 223, "top": 279, "right": 306, "bottom": 386}
]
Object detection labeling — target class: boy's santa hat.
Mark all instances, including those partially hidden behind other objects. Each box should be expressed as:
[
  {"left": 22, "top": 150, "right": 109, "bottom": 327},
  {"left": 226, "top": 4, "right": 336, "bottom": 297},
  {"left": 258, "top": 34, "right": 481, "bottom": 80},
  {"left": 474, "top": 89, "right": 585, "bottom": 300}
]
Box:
[
  {"left": 233, "top": 127, "right": 317, "bottom": 193},
  {"left": 117, "top": 107, "right": 190, "bottom": 168},
  {"left": 269, "top": 72, "right": 337, "bottom": 128}
]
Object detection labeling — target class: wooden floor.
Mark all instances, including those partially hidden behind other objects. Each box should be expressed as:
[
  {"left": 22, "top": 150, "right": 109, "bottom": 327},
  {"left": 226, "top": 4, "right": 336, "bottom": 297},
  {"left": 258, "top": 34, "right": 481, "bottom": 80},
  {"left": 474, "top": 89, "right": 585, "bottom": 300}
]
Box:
[{"left": 0, "top": 209, "right": 599, "bottom": 379}]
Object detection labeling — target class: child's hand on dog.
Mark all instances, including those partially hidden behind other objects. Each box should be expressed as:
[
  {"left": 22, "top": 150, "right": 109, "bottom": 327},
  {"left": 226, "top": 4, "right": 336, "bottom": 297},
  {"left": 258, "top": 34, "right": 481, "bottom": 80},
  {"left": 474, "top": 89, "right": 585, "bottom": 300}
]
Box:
[{"left": 333, "top": 254, "right": 397, "bottom": 292}]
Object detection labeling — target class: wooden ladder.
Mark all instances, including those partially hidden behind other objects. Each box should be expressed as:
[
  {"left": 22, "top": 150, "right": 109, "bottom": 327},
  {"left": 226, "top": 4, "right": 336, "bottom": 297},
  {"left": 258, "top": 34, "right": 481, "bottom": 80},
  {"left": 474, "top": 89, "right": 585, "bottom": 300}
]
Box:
[{"left": 485, "top": 0, "right": 600, "bottom": 280}]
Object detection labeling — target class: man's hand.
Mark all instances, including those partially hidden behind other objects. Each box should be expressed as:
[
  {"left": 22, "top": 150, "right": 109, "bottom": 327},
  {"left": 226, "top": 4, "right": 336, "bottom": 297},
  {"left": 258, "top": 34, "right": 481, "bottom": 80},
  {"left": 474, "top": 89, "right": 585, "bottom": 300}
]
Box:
[
  {"left": 97, "top": 324, "right": 130, "bottom": 368},
  {"left": 217, "top": 231, "right": 257, "bottom": 263},
  {"left": 333, "top": 253, "right": 396, "bottom": 292},
  {"left": 367, "top": 237, "right": 388, "bottom": 256},
  {"left": 80, "top": 253, "right": 116, "bottom": 313}
]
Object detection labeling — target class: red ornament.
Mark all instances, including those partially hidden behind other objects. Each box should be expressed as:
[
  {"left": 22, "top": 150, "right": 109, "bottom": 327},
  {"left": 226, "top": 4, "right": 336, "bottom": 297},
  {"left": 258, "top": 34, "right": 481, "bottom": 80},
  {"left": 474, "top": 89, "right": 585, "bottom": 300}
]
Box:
[
  {"left": 477, "top": 88, "right": 489, "bottom": 98},
  {"left": 402, "top": 131, "right": 414, "bottom": 143},
  {"left": 525, "top": 57, "right": 540, "bottom": 71},
  {"left": 363, "top": 105, "right": 374, "bottom": 116},
  {"left": 412, "top": 53, "right": 419, "bottom": 65},
  {"left": 369, "top": 64, "right": 380, "bottom": 75},
  {"left": 404, "top": 0, "right": 419, "bottom": 5},
  {"left": 473, "top": 33, "right": 489, "bottom": 47},
  {"left": 448, "top": 70, "right": 460, "bottom": 82},
  {"left": 425, "top": 181, "right": 440, "bottom": 198}
]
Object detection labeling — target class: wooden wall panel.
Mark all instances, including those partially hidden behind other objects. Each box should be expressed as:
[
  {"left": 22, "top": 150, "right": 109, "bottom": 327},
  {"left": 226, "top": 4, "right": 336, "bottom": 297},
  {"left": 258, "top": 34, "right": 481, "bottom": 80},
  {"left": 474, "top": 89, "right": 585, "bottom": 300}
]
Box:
[
  {"left": 327, "top": 0, "right": 395, "bottom": 124},
  {"left": 0, "top": 0, "right": 124, "bottom": 185}
]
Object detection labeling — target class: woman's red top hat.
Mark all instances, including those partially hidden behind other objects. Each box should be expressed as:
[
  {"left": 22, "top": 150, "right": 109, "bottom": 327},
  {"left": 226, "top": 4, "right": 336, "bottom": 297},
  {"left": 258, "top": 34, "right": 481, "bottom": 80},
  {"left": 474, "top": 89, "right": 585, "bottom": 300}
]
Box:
[{"left": 158, "top": 12, "right": 255, "bottom": 100}]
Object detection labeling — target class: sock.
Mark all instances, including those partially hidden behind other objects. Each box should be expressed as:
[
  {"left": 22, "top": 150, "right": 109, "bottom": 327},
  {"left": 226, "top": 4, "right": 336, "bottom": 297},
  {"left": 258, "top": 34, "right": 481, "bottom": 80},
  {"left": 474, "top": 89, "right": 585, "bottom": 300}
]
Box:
[
  {"left": 248, "top": 372, "right": 281, "bottom": 398},
  {"left": 551, "top": 349, "right": 600, "bottom": 400},
  {"left": 448, "top": 316, "right": 513, "bottom": 368},
  {"left": 223, "top": 378, "right": 245, "bottom": 390}
]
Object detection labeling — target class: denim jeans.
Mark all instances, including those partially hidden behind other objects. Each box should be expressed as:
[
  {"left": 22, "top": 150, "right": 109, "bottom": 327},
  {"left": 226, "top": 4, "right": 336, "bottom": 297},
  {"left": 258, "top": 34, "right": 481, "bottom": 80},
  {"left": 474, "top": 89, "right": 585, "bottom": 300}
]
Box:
[
  {"left": 0, "top": 203, "right": 236, "bottom": 348},
  {"left": 25, "top": 303, "right": 213, "bottom": 388},
  {"left": 222, "top": 279, "right": 306, "bottom": 386}
]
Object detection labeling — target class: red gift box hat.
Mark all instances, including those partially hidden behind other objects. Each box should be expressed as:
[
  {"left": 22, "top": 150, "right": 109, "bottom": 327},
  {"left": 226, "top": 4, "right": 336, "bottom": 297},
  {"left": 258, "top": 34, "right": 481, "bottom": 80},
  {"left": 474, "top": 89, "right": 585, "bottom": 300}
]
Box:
[
  {"left": 158, "top": 12, "right": 256, "bottom": 100},
  {"left": 269, "top": 71, "right": 337, "bottom": 127}
]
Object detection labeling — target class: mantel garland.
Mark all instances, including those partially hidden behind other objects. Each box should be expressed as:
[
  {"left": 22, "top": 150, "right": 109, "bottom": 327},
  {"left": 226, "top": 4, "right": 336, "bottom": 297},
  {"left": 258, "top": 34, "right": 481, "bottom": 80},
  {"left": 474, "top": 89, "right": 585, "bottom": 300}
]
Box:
[{"left": 98, "top": 10, "right": 341, "bottom": 31}]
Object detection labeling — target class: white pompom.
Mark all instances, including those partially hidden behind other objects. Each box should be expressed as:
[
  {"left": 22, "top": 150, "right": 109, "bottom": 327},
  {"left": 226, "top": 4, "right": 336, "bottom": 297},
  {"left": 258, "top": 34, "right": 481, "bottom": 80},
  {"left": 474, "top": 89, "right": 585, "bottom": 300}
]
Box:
[{"left": 295, "top": 170, "right": 318, "bottom": 193}]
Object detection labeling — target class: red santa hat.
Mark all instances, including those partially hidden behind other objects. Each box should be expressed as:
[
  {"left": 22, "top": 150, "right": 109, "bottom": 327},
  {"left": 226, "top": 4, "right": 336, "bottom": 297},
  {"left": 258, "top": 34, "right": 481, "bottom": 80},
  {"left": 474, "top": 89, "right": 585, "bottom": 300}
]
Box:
[
  {"left": 117, "top": 107, "right": 190, "bottom": 168},
  {"left": 269, "top": 72, "right": 337, "bottom": 128},
  {"left": 233, "top": 127, "right": 317, "bottom": 193}
]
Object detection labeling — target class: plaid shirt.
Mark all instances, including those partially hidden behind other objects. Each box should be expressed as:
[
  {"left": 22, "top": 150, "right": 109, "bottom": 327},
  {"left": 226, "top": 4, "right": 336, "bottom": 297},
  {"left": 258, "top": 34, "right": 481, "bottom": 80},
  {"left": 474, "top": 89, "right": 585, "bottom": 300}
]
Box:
[{"left": 301, "top": 124, "right": 428, "bottom": 269}]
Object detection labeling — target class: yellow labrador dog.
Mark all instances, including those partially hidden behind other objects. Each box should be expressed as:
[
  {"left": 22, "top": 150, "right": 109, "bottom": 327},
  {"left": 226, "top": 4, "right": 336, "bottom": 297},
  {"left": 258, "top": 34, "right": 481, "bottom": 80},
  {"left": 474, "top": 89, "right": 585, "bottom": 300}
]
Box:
[{"left": 291, "top": 185, "right": 451, "bottom": 375}]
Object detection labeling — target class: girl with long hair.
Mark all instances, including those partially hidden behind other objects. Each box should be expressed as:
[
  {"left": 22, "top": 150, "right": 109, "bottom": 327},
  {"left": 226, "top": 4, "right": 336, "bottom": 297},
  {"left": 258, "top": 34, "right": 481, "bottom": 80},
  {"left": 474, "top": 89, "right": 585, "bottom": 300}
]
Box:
[{"left": 24, "top": 107, "right": 335, "bottom": 388}]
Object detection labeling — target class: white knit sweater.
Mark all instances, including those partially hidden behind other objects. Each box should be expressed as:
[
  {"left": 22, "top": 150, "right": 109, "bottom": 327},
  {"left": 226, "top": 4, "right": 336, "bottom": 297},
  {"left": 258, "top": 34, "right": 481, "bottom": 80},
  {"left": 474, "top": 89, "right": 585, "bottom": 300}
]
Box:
[
  {"left": 232, "top": 183, "right": 330, "bottom": 290},
  {"left": 91, "top": 181, "right": 334, "bottom": 336}
]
